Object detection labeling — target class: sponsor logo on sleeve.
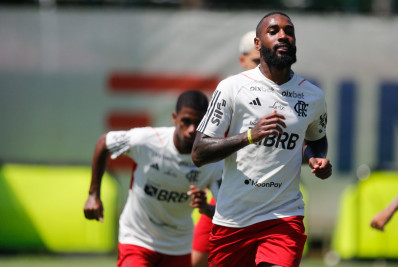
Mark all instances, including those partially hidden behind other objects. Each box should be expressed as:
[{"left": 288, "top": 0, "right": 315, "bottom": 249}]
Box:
[
  {"left": 319, "top": 113, "right": 327, "bottom": 133},
  {"left": 211, "top": 99, "right": 226, "bottom": 126}
]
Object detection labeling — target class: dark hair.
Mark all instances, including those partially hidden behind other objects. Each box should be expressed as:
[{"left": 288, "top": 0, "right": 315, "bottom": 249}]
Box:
[
  {"left": 256, "top": 11, "right": 291, "bottom": 37},
  {"left": 176, "top": 90, "right": 208, "bottom": 113}
]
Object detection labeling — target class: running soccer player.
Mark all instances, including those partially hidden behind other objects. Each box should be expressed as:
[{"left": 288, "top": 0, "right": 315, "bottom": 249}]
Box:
[
  {"left": 192, "top": 12, "right": 332, "bottom": 267},
  {"left": 191, "top": 30, "right": 260, "bottom": 267},
  {"left": 84, "top": 90, "right": 223, "bottom": 267}
]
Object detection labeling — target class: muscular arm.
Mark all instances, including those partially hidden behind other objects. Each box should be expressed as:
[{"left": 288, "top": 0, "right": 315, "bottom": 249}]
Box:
[
  {"left": 83, "top": 134, "right": 109, "bottom": 222},
  {"left": 303, "top": 136, "right": 332, "bottom": 179},
  {"left": 191, "top": 132, "right": 249, "bottom": 167},
  {"left": 192, "top": 110, "right": 286, "bottom": 167}
]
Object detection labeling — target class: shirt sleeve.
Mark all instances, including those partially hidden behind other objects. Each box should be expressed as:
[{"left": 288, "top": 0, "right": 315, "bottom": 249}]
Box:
[
  {"left": 106, "top": 127, "right": 150, "bottom": 160},
  {"left": 196, "top": 79, "right": 233, "bottom": 138},
  {"left": 305, "top": 101, "right": 328, "bottom": 141}
]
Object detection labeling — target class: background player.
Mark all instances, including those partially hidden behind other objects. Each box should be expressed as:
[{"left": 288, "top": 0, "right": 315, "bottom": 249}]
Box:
[
  {"left": 84, "top": 90, "right": 223, "bottom": 267},
  {"left": 370, "top": 195, "right": 398, "bottom": 231}
]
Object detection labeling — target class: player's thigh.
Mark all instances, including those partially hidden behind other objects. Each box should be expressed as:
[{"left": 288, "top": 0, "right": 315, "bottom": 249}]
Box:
[
  {"left": 208, "top": 224, "right": 257, "bottom": 267},
  {"left": 255, "top": 217, "right": 307, "bottom": 267},
  {"left": 192, "top": 214, "right": 212, "bottom": 253},
  {"left": 159, "top": 253, "right": 191, "bottom": 267},
  {"left": 117, "top": 243, "right": 158, "bottom": 267}
]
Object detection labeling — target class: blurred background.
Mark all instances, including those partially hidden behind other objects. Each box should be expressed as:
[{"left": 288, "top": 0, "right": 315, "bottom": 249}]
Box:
[{"left": 1, "top": 0, "right": 398, "bottom": 266}]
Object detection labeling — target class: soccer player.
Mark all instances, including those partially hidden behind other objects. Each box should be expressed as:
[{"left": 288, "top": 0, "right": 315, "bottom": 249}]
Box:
[
  {"left": 191, "top": 12, "right": 332, "bottom": 267},
  {"left": 83, "top": 90, "right": 223, "bottom": 267},
  {"left": 370, "top": 195, "right": 398, "bottom": 231},
  {"left": 238, "top": 30, "right": 261, "bottom": 70},
  {"left": 191, "top": 30, "right": 260, "bottom": 267}
]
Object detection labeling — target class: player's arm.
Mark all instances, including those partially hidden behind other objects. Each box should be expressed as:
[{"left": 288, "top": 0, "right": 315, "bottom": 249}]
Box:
[
  {"left": 370, "top": 195, "right": 398, "bottom": 231},
  {"left": 84, "top": 134, "right": 109, "bottom": 222},
  {"left": 188, "top": 185, "right": 215, "bottom": 219},
  {"left": 192, "top": 132, "right": 249, "bottom": 167},
  {"left": 192, "top": 110, "right": 286, "bottom": 167},
  {"left": 303, "top": 136, "right": 332, "bottom": 179}
]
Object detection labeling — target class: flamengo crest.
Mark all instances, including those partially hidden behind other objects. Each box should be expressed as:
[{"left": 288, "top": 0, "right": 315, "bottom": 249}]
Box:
[{"left": 294, "top": 100, "right": 308, "bottom": 117}]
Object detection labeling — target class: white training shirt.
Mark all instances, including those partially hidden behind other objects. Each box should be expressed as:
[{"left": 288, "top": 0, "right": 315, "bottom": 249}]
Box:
[
  {"left": 197, "top": 67, "right": 327, "bottom": 228},
  {"left": 106, "top": 126, "right": 223, "bottom": 255}
]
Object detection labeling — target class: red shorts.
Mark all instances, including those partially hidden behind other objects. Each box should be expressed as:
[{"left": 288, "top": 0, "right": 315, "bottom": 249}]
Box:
[
  {"left": 192, "top": 197, "right": 216, "bottom": 253},
  {"left": 208, "top": 216, "right": 307, "bottom": 267},
  {"left": 117, "top": 243, "right": 191, "bottom": 267}
]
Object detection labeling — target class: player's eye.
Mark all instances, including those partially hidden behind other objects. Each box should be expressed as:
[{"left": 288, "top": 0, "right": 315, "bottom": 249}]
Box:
[{"left": 181, "top": 118, "right": 191, "bottom": 126}]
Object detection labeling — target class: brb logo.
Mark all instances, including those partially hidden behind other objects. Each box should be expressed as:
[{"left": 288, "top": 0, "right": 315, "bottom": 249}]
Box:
[
  {"left": 244, "top": 179, "right": 282, "bottom": 188},
  {"left": 257, "top": 132, "right": 300, "bottom": 150},
  {"left": 144, "top": 183, "right": 189, "bottom": 203}
]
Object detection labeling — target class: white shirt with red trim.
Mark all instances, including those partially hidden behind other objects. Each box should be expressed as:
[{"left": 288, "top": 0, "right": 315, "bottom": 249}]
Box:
[
  {"left": 197, "top": 67, "right": 327, "bottom": 228},
  {"left": 106, "top": 126, "right": 222, "bottom": 255}
]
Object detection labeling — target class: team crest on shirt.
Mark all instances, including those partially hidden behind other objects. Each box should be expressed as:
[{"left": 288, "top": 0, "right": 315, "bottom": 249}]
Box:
[
  {"left": 294, "top": 100, "right": 309, "bottom": 117},
  {"left": 185, "top": 170, "right": 200, "bottom": 183}
]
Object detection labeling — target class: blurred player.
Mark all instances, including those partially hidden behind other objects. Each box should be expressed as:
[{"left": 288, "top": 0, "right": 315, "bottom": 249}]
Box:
[
  {"left": 84, "top": 90, "right": 222, "bottom": 267},
  {"left": 191, "top": 30, "right": 260, "bottom": 267},
  {"left": 239, "top": 30, "right": 261, "bottom": 70},
  {"left": 192, "top": 12, "right": 332, "bottom": 267},
  {"left": 370, "top": 195, "right": 398, "bottom": 231}
]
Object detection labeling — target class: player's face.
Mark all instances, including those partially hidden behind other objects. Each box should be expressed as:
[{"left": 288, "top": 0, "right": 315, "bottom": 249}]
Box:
[
  {"left": 240, "top": 48, "right": 261, "bottom": 70},
  {"left": 256, "top": 14, "right": 296, "bottom": 68},
  {"left": 173, "top": 106, "right": 205, "bottom": 154}
]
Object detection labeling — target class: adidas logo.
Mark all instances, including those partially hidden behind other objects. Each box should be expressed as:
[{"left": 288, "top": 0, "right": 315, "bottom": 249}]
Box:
[
  {"left": 150, "top": 163, "right": 159, "bottom": 170},
  {"left": 249, "top": 97, "right": 261, "bottom": 106}
]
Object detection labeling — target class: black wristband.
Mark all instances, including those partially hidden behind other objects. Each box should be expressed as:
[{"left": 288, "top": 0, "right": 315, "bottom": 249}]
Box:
[{"left": 304, "top": 146, "right": 316, "bottom": 160}]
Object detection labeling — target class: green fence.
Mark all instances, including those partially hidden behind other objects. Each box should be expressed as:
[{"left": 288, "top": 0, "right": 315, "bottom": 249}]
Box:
[
  {"left": 332, "top": 171, "right": 398, "bottom": 259},
  {"left": 0, "top": 164, "right": 118, "bottom": 253}
]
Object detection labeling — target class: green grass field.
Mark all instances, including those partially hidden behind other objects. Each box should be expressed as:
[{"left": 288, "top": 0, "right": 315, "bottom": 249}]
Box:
[{"left": 1, "top": 254, "right": 398, "bottom": 267}]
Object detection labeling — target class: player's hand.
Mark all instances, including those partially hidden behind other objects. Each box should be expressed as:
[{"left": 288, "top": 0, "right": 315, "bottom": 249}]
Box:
[
  {"left": 308, "top": 158, "right": 332, "bottom": 179},
  {"left": 370, "top": 210, "right": 392, "bottom": 231},
  {"left": 84, "top": 194, "right": 104, "bottom": 222},
  {"left": 187, "top": 185, "right": 207, "bottom": 213},
  {"left": 251, "top": 110, "right": 286, "bottom": 143}
]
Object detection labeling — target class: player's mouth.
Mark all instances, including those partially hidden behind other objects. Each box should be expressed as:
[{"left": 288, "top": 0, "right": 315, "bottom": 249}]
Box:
[{"left": 275, "top": 44, "right": 290, "bottom": 53}]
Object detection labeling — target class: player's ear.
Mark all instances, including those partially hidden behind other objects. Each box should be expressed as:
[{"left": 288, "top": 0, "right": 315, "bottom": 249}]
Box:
[
  {"left": 254, "top": 37, "right": 261, "bottom": 51},
  {"left": 239, "top": 55, "right": 245, "bottom": 68},
  {"left": 172, "top": 112, "right": 177, "bottom": 124}
]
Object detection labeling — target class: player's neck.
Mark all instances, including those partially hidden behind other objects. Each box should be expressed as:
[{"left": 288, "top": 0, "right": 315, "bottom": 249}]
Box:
[
  {"left": 173, "top": 133, "right": 191, "bottom": 154},
  {"left": 259, "top": 63, "right": 292, "bottom": 85}
]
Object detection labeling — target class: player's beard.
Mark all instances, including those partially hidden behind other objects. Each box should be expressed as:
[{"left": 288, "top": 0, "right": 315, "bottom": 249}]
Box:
[{"left": 260, "top": 43, "right": 296, "bottom": 68}]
